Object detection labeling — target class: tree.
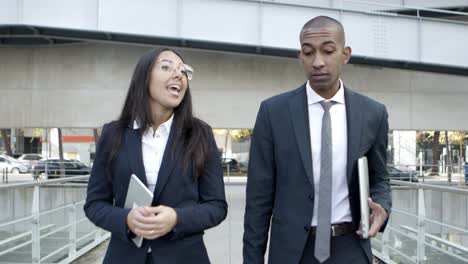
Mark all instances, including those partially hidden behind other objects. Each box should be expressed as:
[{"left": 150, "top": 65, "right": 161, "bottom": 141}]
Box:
[
  {"left": 445, "top": 131, "right": 452, "bottom": 183},
  {"left": 431, "top": 131, "right": 442, "bottom": 176},
  {"left": 0, "top": 129, "right": 12, "bottom": 156},
  {"left": 58, "top": 128, "right": 65, "bottom": 176}
]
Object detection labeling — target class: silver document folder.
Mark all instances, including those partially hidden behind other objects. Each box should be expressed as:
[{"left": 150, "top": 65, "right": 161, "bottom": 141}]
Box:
[
  {"left": 124, "top": 174, "right": 153, "bottom": 247},
  {"left": 358, "top": 157, "right": 370, "bottom": 239}
]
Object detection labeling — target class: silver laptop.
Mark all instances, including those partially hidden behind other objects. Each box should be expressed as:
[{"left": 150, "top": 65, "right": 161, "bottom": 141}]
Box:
[
  {"left": 358, "top": 157, "right": 370, "bottom": 239},
  {"left": 124, "top": 174, "right": 154, "bottom": 247}
]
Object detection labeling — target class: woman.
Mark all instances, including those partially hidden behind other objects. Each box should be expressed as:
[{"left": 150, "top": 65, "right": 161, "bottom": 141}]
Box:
[{"left": 84, "top": 48, "right": 227, "bottom": 264}]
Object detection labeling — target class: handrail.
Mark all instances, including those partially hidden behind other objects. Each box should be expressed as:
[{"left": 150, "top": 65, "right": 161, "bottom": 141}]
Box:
[
  {"left": 390, "top": 180, "right": 468, "bottom": 194},
  {"left": 0, "top": 224, "right": 55, "bottom": 248},
  {"left": 425, "top": 218, "right": 468, "bottom": 235},
  {"left": 0, "top": 215, "right": 33, "bottom": 228},
  {"left": 372, "top": 179, "right": 468, "bottom": 263},
  {"left": 401, "top": 225, "right": 468, "bottom": 253},
  {"left": 0, "top": 176, "right": 107, "bottom": 263},
  {"left": 391, "top": 208, "right": 418, "bottom": 218},
  {"left": 0, "top": 175, "right": 89, "bottom": 191}
]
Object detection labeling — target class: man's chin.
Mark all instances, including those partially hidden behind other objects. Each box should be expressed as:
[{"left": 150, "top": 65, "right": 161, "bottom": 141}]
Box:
[{"left": 309, "top": 80, "right": 332, "bottom": 91}]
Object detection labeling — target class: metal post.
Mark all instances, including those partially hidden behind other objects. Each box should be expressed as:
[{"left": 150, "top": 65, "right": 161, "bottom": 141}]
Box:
[
  {"left": 68, "top": 203, "right": 77, "bottom": 258},
  {"left": 2, "top": 168, "right": 8, "bottom": 183},
  {"left": 417, "top": 188, "right": 426, "bottom": 264},
  {"left": 32, "top": 185, "right": 41, "bottom": 264},
  {"left": 381, "top": 226, "right": 390, "bottom": 262}
]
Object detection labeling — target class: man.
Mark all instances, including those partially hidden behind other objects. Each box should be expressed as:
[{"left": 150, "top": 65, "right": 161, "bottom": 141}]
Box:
[{"left": 243, "top": 16, "right": 391, "bottom": 264}]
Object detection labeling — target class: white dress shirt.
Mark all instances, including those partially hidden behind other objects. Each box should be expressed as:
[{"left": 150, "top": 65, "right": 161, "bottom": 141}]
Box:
[
  {"left": 133, "top": 115, "right": 173, "bottom": 193},
  {"left": 133, "top": 115, "right": 173, "bottom": 253},
  {"left": 306, "top": 80, "right": 352, "bottom": 226}
]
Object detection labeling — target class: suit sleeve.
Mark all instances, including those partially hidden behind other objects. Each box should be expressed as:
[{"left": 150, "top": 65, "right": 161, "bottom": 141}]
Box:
[
  {"left": 368, "top": 106, "right": 392, "bottom": 232},
  {"left": 172, "top": 129, "right": 227, "bottom": 238},
  {"left": 243, "top": 102, "right": 276, "bottom": 264},
  {"left": 84, "top": 124, "right": 132, "bottom": 243}
]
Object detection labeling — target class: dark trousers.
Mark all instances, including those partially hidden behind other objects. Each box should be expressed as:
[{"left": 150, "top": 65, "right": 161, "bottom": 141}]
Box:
[
  {"left": 146, "top": 253, "right": 153, "bottom": 264},
  {"left": 299, "top": 232, "right": 369, "bottom": 264}
]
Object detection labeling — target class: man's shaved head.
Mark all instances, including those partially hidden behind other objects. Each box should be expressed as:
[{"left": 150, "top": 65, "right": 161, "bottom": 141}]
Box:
[
  {"left": 298, "top": 15, "right": 351, "bottom": 98},
  {"left": 300, "top": 16, "right": 346, "bottom": 46}
]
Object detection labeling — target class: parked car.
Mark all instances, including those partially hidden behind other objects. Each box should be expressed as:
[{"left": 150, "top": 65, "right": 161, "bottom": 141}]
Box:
[
  {"left": 0, "top": 154, "right": 31, "bottom": 174},
  {"left": 17, "top": 153, "right": 46, "bottom": 165},
  {"left": 221, "top": 158, "right": 239, "bottom": 171},
  {"left": 387, "top": 165, "right": 418, "bottom": 182},
  {"left": 32, "top": 159, "right": 91, "bottom": 180}
]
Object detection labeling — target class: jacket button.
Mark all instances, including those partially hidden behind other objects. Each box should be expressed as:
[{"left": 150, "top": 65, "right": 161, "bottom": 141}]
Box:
[
  {"left": 308, "top": 195, "right": 313, "bottom": 201},
  {"left": 304, "top": 226, "right": 310, "bottom": 232}
]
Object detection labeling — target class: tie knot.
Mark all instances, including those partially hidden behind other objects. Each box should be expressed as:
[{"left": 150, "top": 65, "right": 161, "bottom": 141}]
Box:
[{"left": 319, "top": 100, "right": 335, "bottom": 112}]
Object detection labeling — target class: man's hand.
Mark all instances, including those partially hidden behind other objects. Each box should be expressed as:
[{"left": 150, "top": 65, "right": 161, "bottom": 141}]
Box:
[
  {"left": 356, "top": 198, "right": 388, "bottom": 238},
  {"left": 126, "top": 205, "right": 178, "bottom": 240}
]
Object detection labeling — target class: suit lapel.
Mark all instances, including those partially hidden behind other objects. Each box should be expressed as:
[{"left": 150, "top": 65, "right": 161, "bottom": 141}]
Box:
[
  {"left": 344, "top": 87, "right": 363, "bottom": 184},
  {"left": 126, "top": 128, "right": 148, "bottom": 186},
  {"left": 152, "top": 120, "right": 178, "bottom": 203},
  {"left": 288, "top": 84, "right": 315, "bottom": 188}
]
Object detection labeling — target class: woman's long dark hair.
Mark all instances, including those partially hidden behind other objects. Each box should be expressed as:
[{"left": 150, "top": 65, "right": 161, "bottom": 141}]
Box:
[{"left": 106, "top": 47, "right": 211, "bottom": 180}]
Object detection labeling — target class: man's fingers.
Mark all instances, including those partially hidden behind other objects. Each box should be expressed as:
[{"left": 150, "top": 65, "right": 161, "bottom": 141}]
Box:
[
  {"left": 356, "top": 222, "right": 363, "bottom": 237},
  {"left": 368, "top": 198, "right": 380, "bottom": 211},
  {"left": 368, "top": 224, "right": 379, "bottom": 238},
  {"left": 368, "top": 213, "right": 385, "bottom": 238}
]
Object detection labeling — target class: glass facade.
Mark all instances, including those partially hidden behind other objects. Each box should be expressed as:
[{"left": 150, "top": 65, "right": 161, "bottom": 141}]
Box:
[{"left": 1, "top": 128, "right": 467, "bottom": 179}]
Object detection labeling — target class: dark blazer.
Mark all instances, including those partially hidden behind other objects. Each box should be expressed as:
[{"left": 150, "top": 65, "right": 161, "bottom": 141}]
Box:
[
  {"left": 243, "top": 83, "right": 391, "bottom": 264},
  {"left": 84, "top": 120, "right": 227, "bottom": 264}
]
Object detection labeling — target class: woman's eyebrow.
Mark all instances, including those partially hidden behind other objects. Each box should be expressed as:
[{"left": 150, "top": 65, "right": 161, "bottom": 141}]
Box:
[{"left": 160, "top": 59, "right": 173, "bottom": 63}]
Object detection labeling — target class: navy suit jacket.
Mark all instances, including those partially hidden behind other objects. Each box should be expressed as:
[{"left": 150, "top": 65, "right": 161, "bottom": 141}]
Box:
[
  {"left": 84, "top": 120, "right": 227, "bottom": 264},
  {"left": 243, "top": 84, "right": 392, "bottom": 264}
]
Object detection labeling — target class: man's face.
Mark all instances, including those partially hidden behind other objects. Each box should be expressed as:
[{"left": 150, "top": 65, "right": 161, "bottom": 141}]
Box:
[{"left": 299, "top": 26, "right": 351, "bottom": 95}]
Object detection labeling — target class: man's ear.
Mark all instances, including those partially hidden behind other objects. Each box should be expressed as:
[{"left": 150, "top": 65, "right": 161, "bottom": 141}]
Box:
[{"left": 342, "top": 46, "right": 352, "bottom": 64}]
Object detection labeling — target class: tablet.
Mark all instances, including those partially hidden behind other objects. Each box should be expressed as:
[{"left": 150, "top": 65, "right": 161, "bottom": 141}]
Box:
[
  {"left": 358, "top": 157, "right": 370, "bottom": 239},
  {"left": 124, "top": 174, "right": 154, "bottom": 247}
]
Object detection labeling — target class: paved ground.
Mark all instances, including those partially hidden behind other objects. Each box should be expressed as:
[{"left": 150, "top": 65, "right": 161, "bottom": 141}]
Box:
[{"left": 73, "top": 239, "right": 109, "bottom": 264}]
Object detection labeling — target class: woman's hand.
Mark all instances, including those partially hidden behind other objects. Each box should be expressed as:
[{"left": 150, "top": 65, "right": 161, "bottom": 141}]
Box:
[{"left": 126, "top": 205, "right": 178, "bottom": 240}]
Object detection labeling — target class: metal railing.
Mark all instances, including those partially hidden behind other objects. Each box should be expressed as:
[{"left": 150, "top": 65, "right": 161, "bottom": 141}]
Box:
[
  {"left": 387, "top": 163, "right": 468, "bottom": 185},
  {"left": 343, "top": 0, "right": 468, "bottom": 18},
  {"left": 372, "top": 180, "right": 468, "bottom": 264},
  {"left": 0, "top": 176, "right": 108, "bottom": 264},
  {"left": 2, "top": 175, "right": 468, "bottom": 263},
  {"left": 238, "top": 0, "right": 468, "bottom": 21}
]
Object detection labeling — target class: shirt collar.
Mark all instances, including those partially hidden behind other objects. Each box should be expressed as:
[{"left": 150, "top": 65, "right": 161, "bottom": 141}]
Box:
[
  {"left": 306, "top": 79, "right": 345, "bottom": 105},
  {"left": 132, "top": 114, "right": 174, "bottom": 135}
]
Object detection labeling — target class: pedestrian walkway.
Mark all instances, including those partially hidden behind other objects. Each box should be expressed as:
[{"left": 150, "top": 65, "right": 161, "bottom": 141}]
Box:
[
  {"left": 74, "top": 184, "right": 389, "bottom": 264},
  {"left": 73, "top": 240, "right": 108, "bottom": 264}
]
